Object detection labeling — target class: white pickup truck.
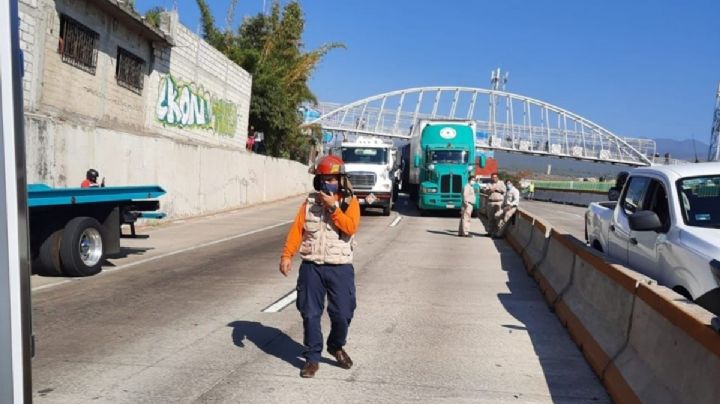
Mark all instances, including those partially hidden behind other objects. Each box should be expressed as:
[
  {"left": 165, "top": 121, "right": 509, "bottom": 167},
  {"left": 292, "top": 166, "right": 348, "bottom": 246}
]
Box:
[{"left": 585, "top": 163, "right": 720, "bottom": 314}]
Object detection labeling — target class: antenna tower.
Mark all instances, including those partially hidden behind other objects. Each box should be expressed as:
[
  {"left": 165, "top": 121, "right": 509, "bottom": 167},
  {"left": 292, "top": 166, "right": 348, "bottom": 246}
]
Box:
[{"left": 708, "top": 82, "right": 720, "bottom": 161}]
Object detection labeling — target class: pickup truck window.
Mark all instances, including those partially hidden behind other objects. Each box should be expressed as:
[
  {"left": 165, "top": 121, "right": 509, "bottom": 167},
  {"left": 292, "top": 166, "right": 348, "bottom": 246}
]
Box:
[
  {"left": 677, "top": 175, "right": 720, "bottom": 228},
  {"left": 644, "top": 179, "right": 671, "bottom": 232},
  {"left": 622, "top": 176, "right": 650, "bottom": 215}
]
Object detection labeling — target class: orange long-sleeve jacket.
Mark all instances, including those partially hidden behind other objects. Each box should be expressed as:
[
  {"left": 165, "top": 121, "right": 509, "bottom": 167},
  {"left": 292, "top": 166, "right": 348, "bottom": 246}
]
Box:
[{"left": 281, "top": 195, "right": 360, "bottom": 259}]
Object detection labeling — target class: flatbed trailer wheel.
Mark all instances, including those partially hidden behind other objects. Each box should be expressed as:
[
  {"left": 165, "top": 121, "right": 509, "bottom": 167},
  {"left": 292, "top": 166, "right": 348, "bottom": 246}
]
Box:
[
  {"left": 60, "top": 217, "right": 104, "bottom": 277},
  {"left": 33, "top": 230, "right": 64, "bottom": 276}
]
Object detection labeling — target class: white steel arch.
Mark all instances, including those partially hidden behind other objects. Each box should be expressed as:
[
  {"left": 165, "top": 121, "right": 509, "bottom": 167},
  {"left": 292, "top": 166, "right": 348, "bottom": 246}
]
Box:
[{"left": 305, "top": 87, "right": 654, "bottom": 166}]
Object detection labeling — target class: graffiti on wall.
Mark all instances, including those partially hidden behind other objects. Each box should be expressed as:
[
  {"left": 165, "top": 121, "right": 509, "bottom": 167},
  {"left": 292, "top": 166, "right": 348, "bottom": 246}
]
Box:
[
  {"left": 211, "top": 100, "right": 238, "bottom": 136},
  {"left": 156, "top": 74, "right": 238, "bottom": 137}
]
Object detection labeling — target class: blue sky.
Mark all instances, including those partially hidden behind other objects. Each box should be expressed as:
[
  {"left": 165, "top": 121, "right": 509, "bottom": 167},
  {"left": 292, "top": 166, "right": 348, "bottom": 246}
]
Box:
[{"left": 137, "top": 0, "right": 720, "bottom": 142}]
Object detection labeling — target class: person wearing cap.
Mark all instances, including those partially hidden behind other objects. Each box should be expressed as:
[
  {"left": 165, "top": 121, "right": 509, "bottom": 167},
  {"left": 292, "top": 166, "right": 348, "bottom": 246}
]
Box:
[
  {"left": 81, "top": 169, "right": 105, "bottom": 188},
  {"left": 458, "top": 175, "right": 476, "bottom": 237},
  {"left": 279, "top": 155, "right": 361, "bottom": 378},
  {"left": 482, "top": 172, "right": 506, "bottom": 237},
  {"left": 496, "top": 179, "right": 520, "bottom": 237}
]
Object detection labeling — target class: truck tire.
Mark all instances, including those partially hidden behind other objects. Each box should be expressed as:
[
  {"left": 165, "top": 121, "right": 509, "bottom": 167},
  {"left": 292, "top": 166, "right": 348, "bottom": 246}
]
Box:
[
  {"left": 60, "top": 217, "right": 104, "bottom": 277},
  {"left": 33, "top": 230, "right": 64, "bottom": 276},
  {"left": 382, "top": 201, "right": 392, "bottom": 216}
]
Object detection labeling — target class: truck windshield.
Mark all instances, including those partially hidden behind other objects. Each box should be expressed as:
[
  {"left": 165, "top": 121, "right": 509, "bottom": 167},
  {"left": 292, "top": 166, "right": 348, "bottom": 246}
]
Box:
[
  {"left": 677, "top": 175, "right": 720, "bottom": 228},
  {"left": 428, "top": 150, "right": 468, "bottom": 164},
  {"left": 341, "top": 147, "right": 387, "bottom": 164}
]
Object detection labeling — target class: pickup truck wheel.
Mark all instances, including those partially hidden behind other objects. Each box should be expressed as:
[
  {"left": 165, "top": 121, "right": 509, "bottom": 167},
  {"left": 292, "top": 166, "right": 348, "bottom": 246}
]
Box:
[
  {"left": 60, "top": 217, "right": 104, "bottom": 277},
  {"left": 383, "top": 201, "right": 392, "bottom": 216},
  {"left": 33, "top": 230, "right": 64, "bottom": 276}
]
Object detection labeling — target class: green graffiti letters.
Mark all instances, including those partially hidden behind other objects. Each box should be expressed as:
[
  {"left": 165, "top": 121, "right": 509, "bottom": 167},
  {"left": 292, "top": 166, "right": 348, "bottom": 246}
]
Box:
[
  {"left": 156, "top": 74, "right": 238, "bottom": 137},
  {"left": 211, "top": 100, "right": 238, "bottom": 137}
]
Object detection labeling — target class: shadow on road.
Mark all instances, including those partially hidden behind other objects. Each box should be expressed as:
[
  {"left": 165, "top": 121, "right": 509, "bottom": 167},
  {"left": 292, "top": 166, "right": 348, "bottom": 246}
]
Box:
[
  {"left": 227, "top": 321, "right": 333, "bottom": 369},
  {"left": 106, "top": 246, "right": 154, "bottom": 260},
  {"left": 493, "top": 239, "right": 607, "bottom": 402}
]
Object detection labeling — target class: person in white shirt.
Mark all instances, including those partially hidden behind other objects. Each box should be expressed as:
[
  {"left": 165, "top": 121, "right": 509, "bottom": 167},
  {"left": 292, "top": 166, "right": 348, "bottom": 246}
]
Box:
[
  {"left": 458, "top": 176, "right": 477, "bottom": 237},
  {"left": 495, "top": 179, "right": 520, "bottom": 237}
]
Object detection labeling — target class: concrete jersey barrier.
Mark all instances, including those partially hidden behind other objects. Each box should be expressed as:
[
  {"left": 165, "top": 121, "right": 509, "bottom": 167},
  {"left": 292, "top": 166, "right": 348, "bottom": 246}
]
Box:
[{"left": 503, "top": 208, "right": 720, "bottom": 403}]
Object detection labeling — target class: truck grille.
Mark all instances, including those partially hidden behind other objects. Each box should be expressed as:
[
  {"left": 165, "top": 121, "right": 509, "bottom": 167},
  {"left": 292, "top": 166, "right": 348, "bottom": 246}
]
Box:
[
  {"left": 440, "top": 174, "right": 462, "bottom": 194},
  {"left": 348, "top": 172, "right": 376, "bottom": 190}
]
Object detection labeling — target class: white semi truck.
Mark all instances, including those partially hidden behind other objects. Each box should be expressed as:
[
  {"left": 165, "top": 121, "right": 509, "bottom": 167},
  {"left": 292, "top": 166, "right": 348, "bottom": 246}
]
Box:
[{"left": 335, "top": 136, "right": 399, "bottom": 216}]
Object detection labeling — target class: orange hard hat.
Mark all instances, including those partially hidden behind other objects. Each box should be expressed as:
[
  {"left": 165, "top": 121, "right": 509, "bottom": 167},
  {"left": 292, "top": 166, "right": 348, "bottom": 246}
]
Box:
[{"left": 315, "top": 155, "right": 346, "bottom": 175}]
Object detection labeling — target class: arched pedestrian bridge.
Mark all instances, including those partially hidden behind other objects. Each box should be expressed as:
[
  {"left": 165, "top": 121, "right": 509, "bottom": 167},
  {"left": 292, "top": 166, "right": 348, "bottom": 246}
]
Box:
[{"left": 305, "top": 87, "right": 655, "bottom": 166}]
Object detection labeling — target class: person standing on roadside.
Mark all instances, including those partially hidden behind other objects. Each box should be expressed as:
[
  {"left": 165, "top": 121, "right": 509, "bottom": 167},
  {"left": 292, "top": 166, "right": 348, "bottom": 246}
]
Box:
[
  {"left": 527, "top": 181, "right": 535, "bottom": 200},
  {"left": 458, "top": 176, "right": 476, "bottom": 237},
  {"left": 483, "top": 173, "right": 506, "bottom": 237},
  {"left": 496, "top": 179, "right": 520, "bottom": 237},
  {"left": 279, "top": 155, "right": 361, "bottom": 378}
]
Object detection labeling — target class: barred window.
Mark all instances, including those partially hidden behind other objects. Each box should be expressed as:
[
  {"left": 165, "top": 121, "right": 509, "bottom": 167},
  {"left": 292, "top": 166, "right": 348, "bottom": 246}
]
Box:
[
  {"left": 116, "top": 47, "right": 145, "bottom": 94},
  {"left": 58, "top": 15, "right": 99, "bottom": 74}
]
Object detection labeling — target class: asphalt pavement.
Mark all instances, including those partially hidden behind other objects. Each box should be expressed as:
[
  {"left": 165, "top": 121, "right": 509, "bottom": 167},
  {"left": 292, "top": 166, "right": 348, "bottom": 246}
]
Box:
[
  {"left": 31, "top": 195, "right": 608, "bottom": 403},
  {"left": 520, "top": 200, "right": 589, "bottom": 240}
]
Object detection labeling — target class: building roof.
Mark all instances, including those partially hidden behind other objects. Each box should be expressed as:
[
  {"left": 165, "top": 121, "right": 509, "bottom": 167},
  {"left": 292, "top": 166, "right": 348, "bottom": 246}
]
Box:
[{"left": 95, "top": 0, "right": 172, "bottom": 45}]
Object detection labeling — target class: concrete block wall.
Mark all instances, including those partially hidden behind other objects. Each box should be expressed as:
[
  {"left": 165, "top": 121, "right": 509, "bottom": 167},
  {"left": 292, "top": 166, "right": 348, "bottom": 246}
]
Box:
[
  {"left": 34, "top": 0, "right": 150, "bottom": 130},
  {"left": 18, "top": 0, "right": 40, "bottom": 109},
  {"left": 147, "top": 13, "right": 252, "bottom": 147}
]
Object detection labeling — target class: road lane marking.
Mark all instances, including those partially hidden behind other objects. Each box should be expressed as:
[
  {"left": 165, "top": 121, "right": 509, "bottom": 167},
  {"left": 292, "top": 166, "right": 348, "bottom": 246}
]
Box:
[
  {"left": 262, "top": 290, "right": 297, "bottom": 313},
  {"left": 32, "top": 220, "right": 294, "bottom": 292},
  {"left": 389, "top": 215, "right": 403, "bottom": 227}
]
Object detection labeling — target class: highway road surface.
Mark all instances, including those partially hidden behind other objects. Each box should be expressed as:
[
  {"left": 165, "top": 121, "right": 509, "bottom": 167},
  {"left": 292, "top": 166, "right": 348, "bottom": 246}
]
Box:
[{"left": 31, "top": 196, "right": 608, "bottom": 403}]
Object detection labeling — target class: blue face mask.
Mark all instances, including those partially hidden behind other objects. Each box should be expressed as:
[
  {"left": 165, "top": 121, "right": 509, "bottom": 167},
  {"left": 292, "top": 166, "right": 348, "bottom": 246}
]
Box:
[{"left": 322, "top": 182, "right": 339, "bottom": 194}]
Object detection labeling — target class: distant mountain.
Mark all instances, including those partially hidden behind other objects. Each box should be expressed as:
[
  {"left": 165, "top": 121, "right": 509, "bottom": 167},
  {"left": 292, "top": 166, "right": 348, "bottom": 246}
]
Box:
[{"left": 652, "top": 138, "right": 710, "bottom": 162}]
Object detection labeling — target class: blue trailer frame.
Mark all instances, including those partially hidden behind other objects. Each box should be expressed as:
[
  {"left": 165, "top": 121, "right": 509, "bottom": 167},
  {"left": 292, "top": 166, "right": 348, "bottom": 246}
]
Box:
[{"left": 28, "top": 184, "right": 166, "bottom": 277}]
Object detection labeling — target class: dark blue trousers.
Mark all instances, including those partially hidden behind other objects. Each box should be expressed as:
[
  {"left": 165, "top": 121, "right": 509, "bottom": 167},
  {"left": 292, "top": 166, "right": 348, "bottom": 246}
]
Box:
[{"left": 296, "top": 261, "right": 356, "bottom": 363}]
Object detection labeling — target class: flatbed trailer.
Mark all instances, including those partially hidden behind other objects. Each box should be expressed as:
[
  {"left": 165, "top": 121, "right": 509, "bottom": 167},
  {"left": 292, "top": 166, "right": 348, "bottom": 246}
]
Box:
[{"left": 28, "top": 184, "right": 166, "bottom": 277}]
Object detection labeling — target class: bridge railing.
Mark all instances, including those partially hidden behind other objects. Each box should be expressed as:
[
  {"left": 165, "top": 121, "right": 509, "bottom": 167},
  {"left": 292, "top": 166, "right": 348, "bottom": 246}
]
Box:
[{"left": 310, "top": 87, "right": 656, "bottom": 166}]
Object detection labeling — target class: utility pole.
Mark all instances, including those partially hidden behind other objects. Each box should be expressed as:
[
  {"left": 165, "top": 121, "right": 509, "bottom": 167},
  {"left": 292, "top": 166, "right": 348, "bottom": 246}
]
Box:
[
  {"left": 489, "top": 68, "right": 509, "bottom": 141},
  {"left": 708, "top": 82, "right": 720, "bottom": 161}
]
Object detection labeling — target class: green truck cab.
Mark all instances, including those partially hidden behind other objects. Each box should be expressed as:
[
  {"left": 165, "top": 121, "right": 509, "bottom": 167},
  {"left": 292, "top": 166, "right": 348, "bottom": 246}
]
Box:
[{"left": 408, "top": 120, "right": 480, "bottom": 214}]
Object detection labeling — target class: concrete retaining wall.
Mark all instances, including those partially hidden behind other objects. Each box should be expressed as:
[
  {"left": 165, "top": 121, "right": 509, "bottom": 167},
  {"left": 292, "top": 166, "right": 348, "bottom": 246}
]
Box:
[
  {"left": 25, "top": 115, "right": 312, "bottom": 218},
  {"left": 504, "top": 208, "right": 720, "bottom": 403}
]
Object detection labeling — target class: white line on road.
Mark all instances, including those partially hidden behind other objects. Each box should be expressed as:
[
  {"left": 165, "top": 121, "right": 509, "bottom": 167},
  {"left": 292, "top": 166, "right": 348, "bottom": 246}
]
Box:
[
  {"left": 262, "top": 290, "right": 297, "bottom": 313},
  {"left": 389, "top": 215, "right": 403, "bottom": 227},
  {"left": 32, "top": 220, "right": 294, "bottom": 292}
]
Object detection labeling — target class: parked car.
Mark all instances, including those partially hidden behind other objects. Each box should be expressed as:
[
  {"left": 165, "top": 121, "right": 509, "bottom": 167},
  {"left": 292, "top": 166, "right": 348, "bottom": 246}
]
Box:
[{"left": 586, "top": 163, "right": 720, "bottom": 314}]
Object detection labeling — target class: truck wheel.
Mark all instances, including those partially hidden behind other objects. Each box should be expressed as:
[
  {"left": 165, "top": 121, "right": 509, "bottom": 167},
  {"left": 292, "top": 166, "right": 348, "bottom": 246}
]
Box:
[
  {"left": 60, "top": 217, "right": 104, "bottom": 277},
  {"left": 382, "top": 202, "right": 392, "bottom": 216},
  {"left": 33, "top": 230, "right": 64, "bottom": 276}
]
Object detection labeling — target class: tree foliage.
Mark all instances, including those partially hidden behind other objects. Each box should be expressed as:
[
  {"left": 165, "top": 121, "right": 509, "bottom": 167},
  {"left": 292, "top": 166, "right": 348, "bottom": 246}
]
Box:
[{"left": 196, "top": 0, "right": 343, "bottom": 161}]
